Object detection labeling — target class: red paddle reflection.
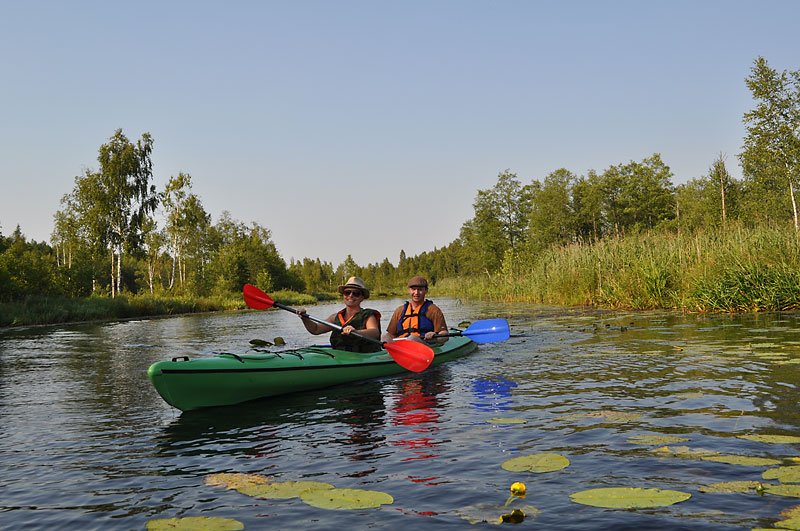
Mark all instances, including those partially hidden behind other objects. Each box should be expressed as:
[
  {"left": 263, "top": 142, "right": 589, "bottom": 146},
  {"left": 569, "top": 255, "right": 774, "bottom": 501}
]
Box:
[{"left": 390, "top": 380, "right": 445, "bottom": 479}]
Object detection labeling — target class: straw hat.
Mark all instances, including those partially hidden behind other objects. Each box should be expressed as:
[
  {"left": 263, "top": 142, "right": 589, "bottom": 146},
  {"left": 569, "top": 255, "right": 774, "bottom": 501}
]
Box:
[{"left": 338, "top": 276, "right": 370, "bottom": 299}]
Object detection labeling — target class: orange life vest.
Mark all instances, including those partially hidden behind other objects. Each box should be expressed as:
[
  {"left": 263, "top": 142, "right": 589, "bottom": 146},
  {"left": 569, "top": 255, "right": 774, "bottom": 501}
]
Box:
[{"left": 396, "top": 300, "right": 434, "bottom": 338}]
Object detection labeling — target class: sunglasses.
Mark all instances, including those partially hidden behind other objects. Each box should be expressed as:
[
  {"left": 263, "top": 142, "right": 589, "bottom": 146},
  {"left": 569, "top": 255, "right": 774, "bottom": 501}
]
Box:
[{"left": 343, "top": 289, "right": 362, "bottom": 297}]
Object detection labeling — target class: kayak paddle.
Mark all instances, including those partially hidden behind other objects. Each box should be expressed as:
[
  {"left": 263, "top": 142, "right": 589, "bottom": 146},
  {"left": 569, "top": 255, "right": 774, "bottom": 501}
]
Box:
[
  {"left": 243, "top": 284, "right": 434, "bottom": 372},
  {"left": 433, "top": 318, "right": 510, "bottom": 343}
]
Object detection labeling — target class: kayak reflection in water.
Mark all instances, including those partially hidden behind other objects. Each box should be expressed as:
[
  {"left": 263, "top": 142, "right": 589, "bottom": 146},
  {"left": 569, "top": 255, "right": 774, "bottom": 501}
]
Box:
[
  {"left": 296, "top": 276, "right": 382, "bottom": 353},
  {"left": 382, "top": 275, "right": 448, "bottom": 345}
]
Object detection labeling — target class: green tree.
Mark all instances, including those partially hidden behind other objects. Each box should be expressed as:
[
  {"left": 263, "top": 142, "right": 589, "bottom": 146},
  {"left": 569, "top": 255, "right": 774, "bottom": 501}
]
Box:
[
  {"left": 98, "top": 129, "right": 158, "bottom": 296},
  {"left": 710, "top": 154, "right": 734, "bottom": 225},
  {"left": 140, "top": 215, "right": 165, "bottom": 294},
  {"left": 289, "top": 257, "right": 335, "bottom": 293},
  {"left": 62, "top": 170, "right": 111, "bottom": 293},
  {"left": 528, "top": 168, "right": 576, "bottom": 248},
  {"left": 572, "top": 170, "right": 606, "bottom": 241},
  {"left": 205, "top": 212, "right": 296, "bottom": 295},
  {"left": 460, "top": 170, "right": 531, "bottom": 274},
  {"left": 336, "top": 254, "right": 360, "bottom": 285},
  {"left": 739, "top": 56, "right": 800, "bottom": 229},
  {"left": 50, "top": 202, "right": 96, "bottom": 296},
  {"left": 162, "top": 173, "right": 210, "bottom": 292},
  {"left": 0, "top": 226, "right": 60, "bottom": 300},
  {"left": 51, "top": 207, "right": 81, "bottom": 269},
  {"left": 599, "top": 154, "right": 675, "bottom": 234},
  {"left": 63, "top": 129, "right": 158, "bottom": 297},
  {"left": 675, "top": 154, "right": 740, "bottom": 232}
]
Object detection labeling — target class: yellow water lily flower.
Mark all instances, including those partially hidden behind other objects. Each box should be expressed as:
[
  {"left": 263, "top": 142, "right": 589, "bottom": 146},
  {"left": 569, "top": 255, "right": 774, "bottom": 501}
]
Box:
[{"left": 510, "top": 482, "right": 526, "bottom": 496}]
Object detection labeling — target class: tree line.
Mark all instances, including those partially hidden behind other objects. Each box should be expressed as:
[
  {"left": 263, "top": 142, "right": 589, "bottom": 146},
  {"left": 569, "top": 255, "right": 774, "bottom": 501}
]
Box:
[{"left": 1, "top": 56, "right": 798, "bottom": 304}]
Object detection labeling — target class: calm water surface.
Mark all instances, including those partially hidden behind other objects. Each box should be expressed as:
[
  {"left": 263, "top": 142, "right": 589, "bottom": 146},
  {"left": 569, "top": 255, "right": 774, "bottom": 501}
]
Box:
[{"left": 3, "top": 298, "right": 800, "bottom": 529}]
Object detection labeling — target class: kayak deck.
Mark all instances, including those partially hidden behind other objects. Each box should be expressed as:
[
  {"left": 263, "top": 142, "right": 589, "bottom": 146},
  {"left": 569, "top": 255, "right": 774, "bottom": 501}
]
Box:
[{"left": 148, "top": 335, "right": 476, "bottom": 412}]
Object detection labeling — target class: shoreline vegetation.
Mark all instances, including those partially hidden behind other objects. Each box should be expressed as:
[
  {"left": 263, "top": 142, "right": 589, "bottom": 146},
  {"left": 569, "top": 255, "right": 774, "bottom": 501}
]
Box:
[
  {"left": 0, "top": 290, "right": 333, "bottom": 329},
  {"left": 440, "top": 224, "right": 800, "bottom": 313},
  {"left": 3, "top": 224, "right": 799, "bottom": 329}
]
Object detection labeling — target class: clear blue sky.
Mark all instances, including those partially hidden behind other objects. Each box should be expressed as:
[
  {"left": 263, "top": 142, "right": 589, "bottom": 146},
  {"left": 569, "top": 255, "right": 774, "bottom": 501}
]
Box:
[{"left": 1, "top": 1, "right": 798, "bottom": 266}]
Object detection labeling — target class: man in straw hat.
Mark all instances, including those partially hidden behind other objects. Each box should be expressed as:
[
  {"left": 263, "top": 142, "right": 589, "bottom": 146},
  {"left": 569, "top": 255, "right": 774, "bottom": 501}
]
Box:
[
  {"left": 382, "top": 276, "right": 448, "bottom": 344},
  {"left": 296, "top": 276, "right": 382, "bottom": 352}
]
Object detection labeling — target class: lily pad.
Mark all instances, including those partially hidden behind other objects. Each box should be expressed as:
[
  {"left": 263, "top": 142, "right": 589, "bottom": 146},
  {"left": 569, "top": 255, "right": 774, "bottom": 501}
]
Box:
[
  {"left": 499, "top": 509, "right": 526, "bottom": 523},
  {"left": 273, "top": 337, "right": 286, "bottom": 345},
  {"left": 300, "top": 488, "right": 393, "bottom": 510},
  {"left": 775, "top": 505, "right": 800, "bottom": 530},
  {"left": 753, "top": 353, "right": 788, "bottom": 360},
  {"left": 146, "top": 517, "right": 244, "bottom": 530},
  {"left": 674, "top": 392, "right": 704, "bottom": 399},
  {"left": 238, "top": 480, "right": 334, "bottom": 499},
  {"left": 557, "top": 410, "right": 642, "bottom": 423},
  {"left": 502, "top": 453, "right": 570, "bottom": 473},
  {"left": 701, "top": 455, "right": 782, "bottom": 466},
  {"left": 487, "top": 417, "right": 527, "bottom": 424},
  {"left": 738, "top": 434, "right": 800, "bottom": 444},
  {"left": 698, "top": 481, "right": 764, "bottom": 494},
  {"left": 764, "top": 466, "right": 800, "bottom": 483},
  {"left": 765, "top": 484, "right": 800, "bottom": 498},
  {"left": 627, "top": 435, "right": 689, "bottom": 446},
  {"left": 457, "top": 502, "right": 540, "bottom": 524},
  {"left": 652, "top": 445, "right": 719, "bottom": 458},
  {"left": 204, "top": 473, "right": 270, "bottom": 490},
  {"left": 249, "top": 339, "right": 272, "bottom": 347},
  {"left": 570, "top": 487, "right": 691, "bottom": 508}
]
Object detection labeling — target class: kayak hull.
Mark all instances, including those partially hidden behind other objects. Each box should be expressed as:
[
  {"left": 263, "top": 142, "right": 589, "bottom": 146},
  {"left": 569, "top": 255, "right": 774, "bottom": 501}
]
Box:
[{"left": 148, "top": 335, "right": 476, "bottom": 412}]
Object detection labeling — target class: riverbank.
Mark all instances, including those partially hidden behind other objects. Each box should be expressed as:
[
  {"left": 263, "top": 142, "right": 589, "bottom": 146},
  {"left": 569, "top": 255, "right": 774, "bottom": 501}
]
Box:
[
  {"left": 4, "top": 225, "right": 798, "bottom": 327},
  {"left": 0, "top": 290, "right": 335, "bottom": 328}
]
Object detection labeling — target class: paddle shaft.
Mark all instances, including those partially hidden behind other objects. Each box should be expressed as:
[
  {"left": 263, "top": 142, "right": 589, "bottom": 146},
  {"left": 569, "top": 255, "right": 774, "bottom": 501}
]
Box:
[
  {"left": 431, "top": 331, "right": 464, "bottom": 339},
  {"left": 272, "top": 301, "right": 383, "bottom": 348}
]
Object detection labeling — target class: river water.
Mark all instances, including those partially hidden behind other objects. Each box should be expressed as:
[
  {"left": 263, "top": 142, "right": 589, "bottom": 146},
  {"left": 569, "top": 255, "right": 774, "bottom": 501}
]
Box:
[{"left": 2, "top": 298, "right": 800, "bottom": 530}]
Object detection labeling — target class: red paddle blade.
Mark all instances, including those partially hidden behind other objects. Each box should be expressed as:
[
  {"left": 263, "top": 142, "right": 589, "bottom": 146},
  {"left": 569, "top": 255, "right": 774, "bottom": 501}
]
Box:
[
  {"left": 243, "top": 284, "right": 275, "bottom": 310},
  {"left": 384, "top": 340, "right": 434, "bottom": 372}
]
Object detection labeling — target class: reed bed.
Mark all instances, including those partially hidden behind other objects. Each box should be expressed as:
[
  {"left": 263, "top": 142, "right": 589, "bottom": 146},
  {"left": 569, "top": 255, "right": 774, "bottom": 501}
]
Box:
[{"left": 438, "top": 224, "right": 800, "bottom": 312}]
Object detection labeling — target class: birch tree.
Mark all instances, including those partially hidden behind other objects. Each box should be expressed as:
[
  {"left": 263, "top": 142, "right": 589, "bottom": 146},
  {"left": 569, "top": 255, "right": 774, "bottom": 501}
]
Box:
[
  {"left": 740, "top": 57, "right": 800, "bottom": 229},
  {"left": 64, "top": 129, "right": 158, "bottom": 297}
]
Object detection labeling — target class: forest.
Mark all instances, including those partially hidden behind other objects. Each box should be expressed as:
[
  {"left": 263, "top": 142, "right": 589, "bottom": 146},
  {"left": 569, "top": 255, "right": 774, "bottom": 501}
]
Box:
[{"left": 1, "top": 57, "right": 799, "bottom": 325}]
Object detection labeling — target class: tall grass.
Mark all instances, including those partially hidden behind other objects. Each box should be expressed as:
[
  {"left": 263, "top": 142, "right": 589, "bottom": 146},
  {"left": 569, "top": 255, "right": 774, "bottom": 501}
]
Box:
[{"left": 438, "top": 224, "right": 800, "bottom": 312}]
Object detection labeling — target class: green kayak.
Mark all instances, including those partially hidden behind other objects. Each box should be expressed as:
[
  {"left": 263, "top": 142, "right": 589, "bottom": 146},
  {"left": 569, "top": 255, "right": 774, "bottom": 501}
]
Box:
[{"left": 148, "top": 335, "right": 476, "bottom": 412}]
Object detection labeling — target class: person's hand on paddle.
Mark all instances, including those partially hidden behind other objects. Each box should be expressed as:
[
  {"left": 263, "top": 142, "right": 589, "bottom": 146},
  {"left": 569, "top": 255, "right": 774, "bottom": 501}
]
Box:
[
  {"left": 342, "top": 325, "right": 355, "bottom": 335},
  {"left": 295, "top": 307, "right": 333, "bottom": 335}
]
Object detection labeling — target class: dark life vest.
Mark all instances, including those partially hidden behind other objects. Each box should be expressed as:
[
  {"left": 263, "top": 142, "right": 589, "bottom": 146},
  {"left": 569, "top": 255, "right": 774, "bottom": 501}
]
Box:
[
  {"left": 330, "top": 308, "right": 381, "bottom": 353},
  {"left": 396, "top": 300, "right": 434, "bottom": 337}
]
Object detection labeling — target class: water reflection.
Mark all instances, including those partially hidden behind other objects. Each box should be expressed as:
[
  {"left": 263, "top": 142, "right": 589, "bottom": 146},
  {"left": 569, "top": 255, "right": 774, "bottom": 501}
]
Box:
[
  {"left": 386, "top": 373, "right": 451, "bottom": 486},
  {"left": 390, "top": 379, "right": 443, "bottom": 461},
  {"left": 470, "top": 377, "right": 517, "bottom": 412}
]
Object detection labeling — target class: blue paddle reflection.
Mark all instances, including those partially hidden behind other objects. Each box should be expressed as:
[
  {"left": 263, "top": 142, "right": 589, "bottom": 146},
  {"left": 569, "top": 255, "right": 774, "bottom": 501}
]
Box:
[{"left": 470, "top": 377, "right": 517, "bottom": 412}]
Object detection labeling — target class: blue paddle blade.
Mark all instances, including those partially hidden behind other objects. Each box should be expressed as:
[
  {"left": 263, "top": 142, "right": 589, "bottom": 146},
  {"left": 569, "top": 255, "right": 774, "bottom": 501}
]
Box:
[{"left": 461, "top": 319, "right": 510, "bottom": 343}]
